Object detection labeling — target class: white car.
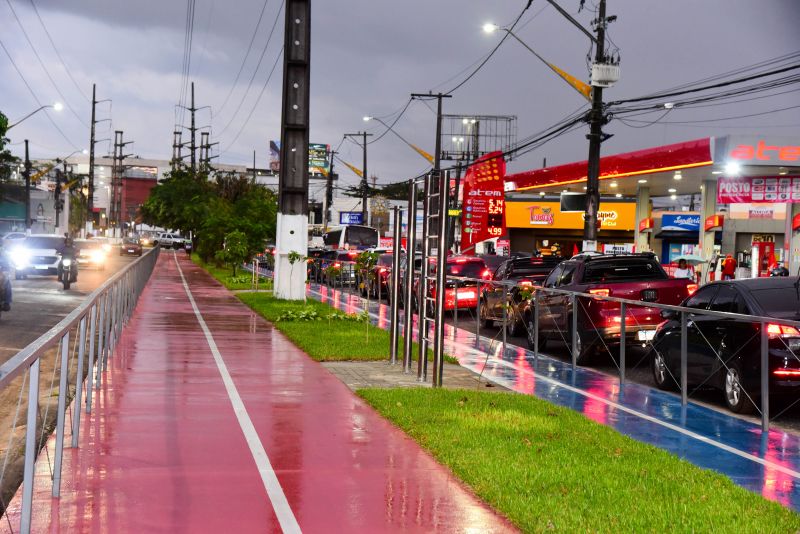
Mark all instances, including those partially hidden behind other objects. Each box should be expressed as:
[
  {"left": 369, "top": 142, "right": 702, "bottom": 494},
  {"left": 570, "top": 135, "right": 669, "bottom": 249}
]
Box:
[
  {"left": 9, "top": 234, "right": 65, "bottom": 279},
  {"left": 153, "top": 232, "right": 185, "bottom": 249}
]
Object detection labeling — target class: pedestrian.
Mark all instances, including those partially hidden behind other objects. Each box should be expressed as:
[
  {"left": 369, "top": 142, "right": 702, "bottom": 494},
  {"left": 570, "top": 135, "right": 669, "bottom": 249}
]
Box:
[
  {"left": 674, "top": 258, "right": 694, "bottom": 279},
  {"left": 721, "top": 253, "right": 737, "bottom": 280}
]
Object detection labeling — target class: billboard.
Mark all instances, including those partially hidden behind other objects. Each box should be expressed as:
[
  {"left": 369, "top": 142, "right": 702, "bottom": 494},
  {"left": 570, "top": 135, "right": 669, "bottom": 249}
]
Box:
[
  {"left": 269, "top": 141, "right": 331, "bottom": 175},
  {"left": 717, "top": 175, "right": 800, "bottom": 204},
  {"left": 661, "top": 214, "right": 700, "bottom": 232},
  {"left": 460, "top": 152, "right": 506, "bottom": 254},
  {"left": 339, "top": 211, "right": 363, "bottom": 225}
]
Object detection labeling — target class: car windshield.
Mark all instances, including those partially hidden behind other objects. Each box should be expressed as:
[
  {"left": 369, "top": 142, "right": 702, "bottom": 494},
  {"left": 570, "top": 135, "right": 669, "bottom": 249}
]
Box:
[
  {"left": 447, "top": 261, "right": 485, "bottom": 278},
  {"left": 583, "top": 259, "right": 667, "bottom": 282},
  {"left": 24, "top": 236, "right": 64, "bottom": 250},
  {"left": 123, "top": 238, "right": 140, "bottom": 245},
  {"left": 749, "top": 287, "right": 800, "bottom": 320}
]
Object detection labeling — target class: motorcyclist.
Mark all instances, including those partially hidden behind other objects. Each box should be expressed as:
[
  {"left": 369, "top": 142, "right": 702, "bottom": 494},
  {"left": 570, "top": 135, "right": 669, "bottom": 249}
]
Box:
[
  {"left": 0, "top": 251, "right": 12, "bottom": 311},
  {"left": 59, "top": 234, "right": 78, "bottom": 282}
]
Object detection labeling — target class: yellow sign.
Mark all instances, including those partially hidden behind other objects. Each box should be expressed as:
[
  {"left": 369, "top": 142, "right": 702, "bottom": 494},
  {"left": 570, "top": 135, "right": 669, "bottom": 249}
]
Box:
[{"left": 505, "top": 201, "right": 636, "bottom": 231}]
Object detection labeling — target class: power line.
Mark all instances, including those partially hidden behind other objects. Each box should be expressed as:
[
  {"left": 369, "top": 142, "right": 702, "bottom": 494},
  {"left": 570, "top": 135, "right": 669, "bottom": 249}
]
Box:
[
  {"left": 618, "top": 103, "right": 800, "bottom": 125},
  {"left": 220, "top": 46, "right": 284, "bottom": 154},
  {"left": 4, "top": 0, "right": 88, "bottom": 128},
  {"left": 215, "top": 0, "right": 271, "bottom": 117},
  {"left": 216, "top": 0, "right": 284, "bottom": 137},
  {"left": 0, "top": 37, "right": 79, "bottom": 150},
  {"left": 28, "top": 0, "right": 90, "bottom": 101}
]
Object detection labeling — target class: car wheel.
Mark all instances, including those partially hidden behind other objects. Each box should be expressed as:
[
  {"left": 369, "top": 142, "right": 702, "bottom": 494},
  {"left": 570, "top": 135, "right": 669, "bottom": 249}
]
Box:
[
  {"left": 724, "top": 364, "right": 756, "bottom": 414},
  {"left": 568, "top": 321, "right": 594, "bottom": 365},
  {"left": 526, "top": 317, "right": 546, "bottom": 351},
  {"left": 652, "top": 346, "right": 677, "bottom": 391},
  {"left": 479, "top": 299, "right": 493, "bottom": 328},
  {"left": 507, "top": 308, "right": 523, "bottom": 337}
]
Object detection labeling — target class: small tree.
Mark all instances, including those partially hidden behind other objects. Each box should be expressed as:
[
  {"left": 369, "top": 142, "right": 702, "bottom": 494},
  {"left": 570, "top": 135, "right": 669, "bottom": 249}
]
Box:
[{"left": 215, "top": 230, "right": 248, "bottom": 276}]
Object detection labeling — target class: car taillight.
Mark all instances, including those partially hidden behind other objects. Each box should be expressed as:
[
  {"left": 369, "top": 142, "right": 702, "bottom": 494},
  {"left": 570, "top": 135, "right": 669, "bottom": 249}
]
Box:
[
  {"left": 774, "top": 369, "right": 800, "bottom": 377},
  {"left": 588, "top": 288, "right": 610, "bottom": 297},
  {"left": 378, "top": 267, "right": 387, "bottom": 274},
  {"left": 455, "top": 258, "right": 468, "bottom": 263},
  {"left": 333, "top": 262, "right": 341, "bottom": 268},
  {"left": 481, "top": 269, "right": 492, "bottom": 280},
  {"left": 686, "top": 283, "right": 698, "bottom": 295},
  {"left": 767, "top": 323, "right": 800, "bottom": 338},
  {"left": 519, "top": 280, "right": 533, "bottom": 287},
  {"left": 348, "top": 251, "right": 358, "bottom": 257}
]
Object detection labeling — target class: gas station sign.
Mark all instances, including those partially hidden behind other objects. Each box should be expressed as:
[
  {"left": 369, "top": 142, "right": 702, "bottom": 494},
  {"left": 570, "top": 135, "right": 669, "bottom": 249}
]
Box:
[
  {"left": 460, "top": 152, "right": 507, "bottom": 253},
  {"left": 717, "top": 176, "right": 800, "bottom": 203}
]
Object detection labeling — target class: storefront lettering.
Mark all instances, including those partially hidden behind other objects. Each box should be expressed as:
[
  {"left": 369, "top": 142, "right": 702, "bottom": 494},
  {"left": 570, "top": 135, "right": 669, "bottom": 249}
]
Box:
[
  {"left": 729, "top": 140, "right": 800, "bottom": 162},
  {"left": 527, "top": 205, "right": 555, "bottom": 225},
  {"left": 718, "top": 180, "right": 750, "bottom": 195}
]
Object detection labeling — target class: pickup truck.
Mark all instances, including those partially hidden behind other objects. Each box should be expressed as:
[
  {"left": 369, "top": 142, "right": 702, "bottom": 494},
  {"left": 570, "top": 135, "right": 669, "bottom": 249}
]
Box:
[
  {"left": 152, "top": 232, "right": 185, "bottom": 249},
  {"left": 524, "top": 253, "right": 697, "bottom": 364}
]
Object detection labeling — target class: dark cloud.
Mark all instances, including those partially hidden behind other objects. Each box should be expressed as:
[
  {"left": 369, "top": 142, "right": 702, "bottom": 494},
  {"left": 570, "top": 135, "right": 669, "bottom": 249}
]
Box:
[{"left": 3, "top": 0, "right": 799, "bottom": 189}]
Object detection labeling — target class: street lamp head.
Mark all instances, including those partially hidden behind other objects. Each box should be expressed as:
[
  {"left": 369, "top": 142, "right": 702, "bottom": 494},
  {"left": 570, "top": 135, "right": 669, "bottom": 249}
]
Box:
[
  {"left": 483, "top": 23, "right": 499, "bottom": 34},
  {"left": 53, "top": 102, "right": 64, "bottom": 111},
  {"left": 81, "top": 149, "right": 89, "bottom": 155},
  {"left": 363, "top": 116, "right": 373, "bottom": 122}
]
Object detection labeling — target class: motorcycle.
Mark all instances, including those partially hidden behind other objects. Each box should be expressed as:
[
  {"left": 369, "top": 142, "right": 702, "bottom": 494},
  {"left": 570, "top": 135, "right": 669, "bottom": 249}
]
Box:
[
  {"left": 184, "top": 241, "right": 193, "bottom": 254},
  {"left": 59, "top": 257, "right": 77, "bottom": 290}
]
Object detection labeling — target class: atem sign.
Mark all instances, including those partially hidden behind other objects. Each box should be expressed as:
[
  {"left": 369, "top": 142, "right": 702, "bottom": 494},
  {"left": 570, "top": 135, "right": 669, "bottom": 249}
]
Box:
[
  {"left": 717, "top": 136, "right": 800, "bottom": 166},
  {"left": 729, "top": 140, "right": 800, "bottom": 163}
]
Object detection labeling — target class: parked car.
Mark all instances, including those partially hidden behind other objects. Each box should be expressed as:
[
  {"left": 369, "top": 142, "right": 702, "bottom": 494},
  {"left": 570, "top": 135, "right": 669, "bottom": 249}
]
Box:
[
  {"left": 650, "top": 277, "right": 800, "bottom": 414},
  {"left": 525, "top": 253, "right": 698, "bottom": 364},
  {"left": 76, "top": 239, "right": 108, "bottom": 269},
  {"left": 1, "top": 232, "right": 26, "bottom": 249},
  {"left": 480, "top": 256, "right": 564, "bottom": 335},
  {"left": 413, "top": 255, "right": 490, "bottom": 315},
  {"left": 119, "top": 237, "right": 143, "bottom": 257},
  {"left": 8, "top": 234, "right": 65, "bottom": 279},
  {"left": 366, "top": 253, "right": 395, "bottom": 299}
]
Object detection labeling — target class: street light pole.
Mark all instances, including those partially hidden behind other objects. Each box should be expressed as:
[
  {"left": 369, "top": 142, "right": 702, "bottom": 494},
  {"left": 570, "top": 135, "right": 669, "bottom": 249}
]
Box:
[
  {"left": 343, "top": 131, "right": 373, "bottom": 221},
  {"left": 8, "top": 103, "right": 63, "bottom": 130}
]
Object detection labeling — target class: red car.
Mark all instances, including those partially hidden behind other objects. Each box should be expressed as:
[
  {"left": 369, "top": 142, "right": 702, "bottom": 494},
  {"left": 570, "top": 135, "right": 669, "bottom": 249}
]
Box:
[
  {"left": 526, "top": 253, "right": 697, "bottom": 364},
  {"left": 413, "top": 256, "right": 490, "bottom": 314}
]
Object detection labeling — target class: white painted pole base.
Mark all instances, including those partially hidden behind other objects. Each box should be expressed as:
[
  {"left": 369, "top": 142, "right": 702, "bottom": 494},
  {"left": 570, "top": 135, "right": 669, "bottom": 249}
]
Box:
[{"left": 274, "top": 213, "right": 308, "bottom": 300}]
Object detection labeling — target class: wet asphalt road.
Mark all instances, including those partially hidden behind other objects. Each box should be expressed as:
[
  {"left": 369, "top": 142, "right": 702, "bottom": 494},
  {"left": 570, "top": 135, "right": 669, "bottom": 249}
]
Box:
[{"left": 0, "top": 250, "right": 139, "bottom": 366}]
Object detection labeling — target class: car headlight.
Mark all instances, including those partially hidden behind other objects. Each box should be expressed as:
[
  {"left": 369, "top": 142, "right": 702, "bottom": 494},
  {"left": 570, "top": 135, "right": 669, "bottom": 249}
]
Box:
[
  {"left": 101, "top": 244, "right": 112, "bottom": 252},
  {"left": 90, "top": 250, "right": 105, "bottom": 262},
  {"left": 10, "top": 248, "right": 29, "bottom": 269},
  {"left": 62, "top": 259, "right": 72, "bottom": 267}
]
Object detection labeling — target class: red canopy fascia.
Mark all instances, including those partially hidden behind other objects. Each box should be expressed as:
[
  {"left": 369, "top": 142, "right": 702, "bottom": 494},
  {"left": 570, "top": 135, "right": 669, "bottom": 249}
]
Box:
[{"left": 506, "top": 138, "right": 713, "bottom": 191}]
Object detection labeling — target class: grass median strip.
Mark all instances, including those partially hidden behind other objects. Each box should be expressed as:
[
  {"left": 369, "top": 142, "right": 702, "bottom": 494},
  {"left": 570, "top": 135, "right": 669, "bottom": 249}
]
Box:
[
  {"left": 191, "top": 253, "right": 272, "bottom": 291},
  {"left": 358, "top": 388, "right": 800, "bottom": 533},
  {"left": 237, "top": 292, "right": 454, "bottom": 363}
]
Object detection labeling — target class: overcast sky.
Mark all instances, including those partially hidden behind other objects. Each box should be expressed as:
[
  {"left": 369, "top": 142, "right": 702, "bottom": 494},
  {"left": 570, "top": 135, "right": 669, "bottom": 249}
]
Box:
[{"left": 3, "top": 0, "right": 800, "bottom": 197}]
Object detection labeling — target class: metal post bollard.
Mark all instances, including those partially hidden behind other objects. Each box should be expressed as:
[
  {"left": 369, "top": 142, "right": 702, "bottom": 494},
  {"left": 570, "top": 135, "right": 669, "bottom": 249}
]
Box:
[
  {"left": 761, "top": 321, "right": 769, "bottom": 431},
  {"left": 502, "top": 284, "right": 508, "bottom": 359},
  {"left": 619, "top": 302, "right": 626, "bottom": 384},
  {"left": 389, "top": 206, "right": 402, "bottom": 365},
  {"left": 72, "top": 316, "right": 87, "bottom": 446},
  {"left": 86, "top": 304, "right": 97, "bottom": 414},
  {"left": 680, "top": 311, "right": 688, "bottom": 406},
  {"left": 453, "top": 283, "right": 458, "bottom": 334},
  {"left": 52, "top": 331, "right": 70, "bottom": 497},
  {"left": 571, "top": 294, "right": 578, "bottom": 369},
  {"left": 534, "top": 291, "right": 540, "bottom": 361},
  {"left": 20, "top": 359, "right": 41, "bottom": 534},
  {"left": 476, "top": 288, "right": 481, "bottom": 347}
]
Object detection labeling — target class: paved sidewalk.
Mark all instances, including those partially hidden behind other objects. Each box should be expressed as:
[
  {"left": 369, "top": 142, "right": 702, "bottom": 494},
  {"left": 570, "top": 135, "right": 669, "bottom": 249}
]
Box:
[
  {"left": 323, "top": 360, "right": 508, "bottom": 391},
  {"left": 2, "top": 252, "right": 516, "bottom": 533}
]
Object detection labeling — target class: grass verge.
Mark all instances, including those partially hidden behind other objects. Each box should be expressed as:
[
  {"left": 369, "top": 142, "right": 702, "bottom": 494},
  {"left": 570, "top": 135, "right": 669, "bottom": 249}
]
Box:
[
  {"left": 191, "top": 253, "right": 272, "bottom": 291},
  {"left": 358, "top": 388, "right": 800, "bottom": 533},
  {"left": 237, "top": 292, "right": 455, "bottom": 363}
]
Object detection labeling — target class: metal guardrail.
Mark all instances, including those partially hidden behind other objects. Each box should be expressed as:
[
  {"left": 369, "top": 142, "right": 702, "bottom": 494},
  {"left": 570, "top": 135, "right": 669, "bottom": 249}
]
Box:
[
  {"left": 308, "top": 255, "right": 800, "bottom": 433},
  {"left": 0, "top": 246, "right": 159, "bottom": 534}
]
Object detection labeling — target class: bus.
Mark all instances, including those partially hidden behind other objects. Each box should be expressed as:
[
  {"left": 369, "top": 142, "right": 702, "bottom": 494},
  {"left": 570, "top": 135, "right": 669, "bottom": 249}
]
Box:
[{"left": 322, "top": 225, "right": 379, "bottom": 250}]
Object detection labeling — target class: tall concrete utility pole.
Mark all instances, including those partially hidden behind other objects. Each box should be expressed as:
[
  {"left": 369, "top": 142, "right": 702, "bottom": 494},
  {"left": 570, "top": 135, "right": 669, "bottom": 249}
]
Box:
[
  {"left": 274, "top": 0, "right": 311, "bottom": 300},
  {"left": 323, "top": 149, "right": 336, "bottom": 229},
  {"left": 88, "top": 84, "right": 96, "bottom": 224},
  {"left": 23, "top": 139, "right": 31, "bottom": 233},
  {"left": 172, "top": 131, "right": 182, "bottom": 170},
  {"left": 190, "top": 82, "right": 197, "bottom": 173},
  {"left": 343, "top": 131, "right": 373, "bottom": 220},
  {"left": 582, "top": 0, "right": 610, "bottom": 248}
]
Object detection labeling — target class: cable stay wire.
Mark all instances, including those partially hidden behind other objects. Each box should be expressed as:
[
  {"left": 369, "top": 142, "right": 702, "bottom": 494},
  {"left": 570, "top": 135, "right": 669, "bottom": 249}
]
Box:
[
  {"left": 214, "top": 0, "right": 271, "bottom": 117},
  {"left": 0, "top": 37, "right": 80, "bottom": 150},
  {"left": 216, "top": 0, "right": 284, "bottom": 138},
  {"left": 220, "top": 46, "right": 284, "bottom": 154},
  {"left": 28, "top": 0, "right": 90, "bottom": 102},
  {"left": 4, "top": 0, "right": 88, "bottom": 128}
]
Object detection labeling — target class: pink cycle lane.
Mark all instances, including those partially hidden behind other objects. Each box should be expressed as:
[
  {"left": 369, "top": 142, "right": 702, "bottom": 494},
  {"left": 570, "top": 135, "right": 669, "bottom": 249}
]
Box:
[{"left": 1, "top": 252, "right": 515, "bottom": 533}]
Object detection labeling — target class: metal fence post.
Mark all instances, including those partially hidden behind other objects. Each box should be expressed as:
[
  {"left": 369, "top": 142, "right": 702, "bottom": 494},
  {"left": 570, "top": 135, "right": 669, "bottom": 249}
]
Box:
[
  {"left": 52, "top": 331, "right": 70, "bottom": 497},
  {"left": 433, "top": 168, "right": 448, "bottom": 387},
  {"left": 534, "top": 290, "right": 540, "bottom": 361},
  {"left": 476, "top": 290, "right": 481, "bottom": 347},
  {"left": 501, "top": 284, "right": 508, "bottom": 359},
  {"left": 453, "top": 285, "right": 458, "bottom": 333},
  {"left": 619, "top": 302, "right": 626, "bottom": 384},
  {"left": 680, "top": 311, "right": 688, "bottom": 406},
  {"left": 389, "top": 206, "right": 402, "bottom": 365},
  {"left": 761, "top": 321, "right": 769, "bottom": 432},
  {"left": 571, "top": 294, "right": 578, "bottom": 369},
  {"left": 20, "top": 358, "right": 40, "bottom": 534},
  {"left": 72, "top": 316, "right": 87, "bottom": 446},
  {"left": 95, "top": 294, "right": 105, "bottom": 387},
  {"left": 86, "top": 304, "right": 97, "bottom": 413},
  {"left": 403, "top": 181, "right": 418, "bottom": 373},
  {"left": 417, "top": 173, "right": 431, "bottom": 382}
]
